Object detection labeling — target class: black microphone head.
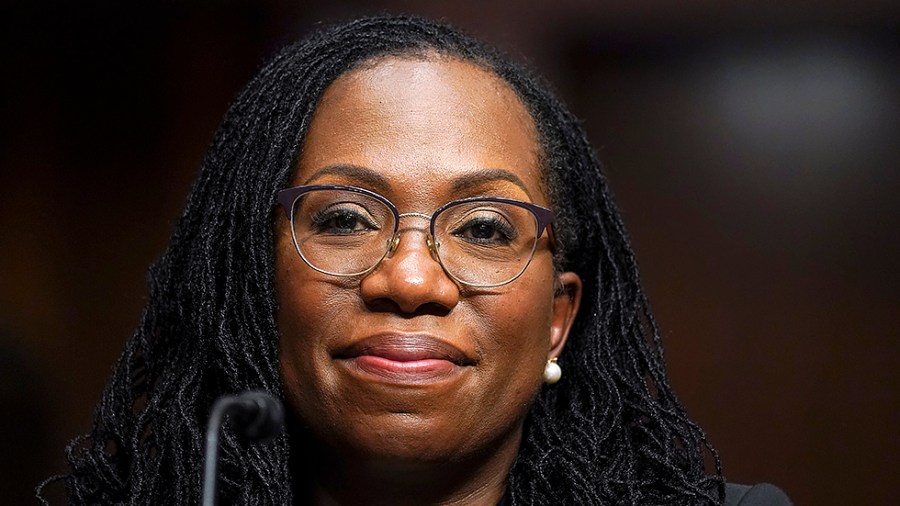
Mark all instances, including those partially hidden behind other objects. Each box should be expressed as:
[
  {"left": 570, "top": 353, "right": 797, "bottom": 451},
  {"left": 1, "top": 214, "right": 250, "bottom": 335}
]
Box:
[{"left": 228, "top": 391, "right": 285, "bottom": 442}]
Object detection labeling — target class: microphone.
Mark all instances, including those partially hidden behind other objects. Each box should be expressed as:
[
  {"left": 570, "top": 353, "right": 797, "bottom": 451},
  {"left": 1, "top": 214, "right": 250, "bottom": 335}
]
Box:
[
  {"left": 202, "top": 391, "right": 285, "bottom": 506},
  {"left": 228, "top": 391, "right": 285, "bottom": 441}
]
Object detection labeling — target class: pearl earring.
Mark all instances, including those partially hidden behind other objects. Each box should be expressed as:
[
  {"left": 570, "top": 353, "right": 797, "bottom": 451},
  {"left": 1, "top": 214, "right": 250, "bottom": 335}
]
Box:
[{"left": 543, "top": 358, "right": 561, "bottom": 384}]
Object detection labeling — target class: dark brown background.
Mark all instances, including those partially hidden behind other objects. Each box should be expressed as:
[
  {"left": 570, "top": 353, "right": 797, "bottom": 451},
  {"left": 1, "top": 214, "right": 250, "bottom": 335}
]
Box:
[{"left": 2, "top": 1, "right": 898, "bottom": 505}]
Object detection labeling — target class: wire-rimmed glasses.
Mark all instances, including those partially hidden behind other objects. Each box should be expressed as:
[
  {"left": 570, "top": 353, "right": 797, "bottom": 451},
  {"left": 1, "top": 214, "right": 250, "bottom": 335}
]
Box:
[{"left": 276, "top": 184, "right": 555, "bottom": 288}]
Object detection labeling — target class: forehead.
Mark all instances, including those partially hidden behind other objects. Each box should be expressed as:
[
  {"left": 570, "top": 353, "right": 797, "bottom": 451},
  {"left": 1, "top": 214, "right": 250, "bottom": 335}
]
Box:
[{"left": 295, "top": 54, "right": 546, "bottom": 206}]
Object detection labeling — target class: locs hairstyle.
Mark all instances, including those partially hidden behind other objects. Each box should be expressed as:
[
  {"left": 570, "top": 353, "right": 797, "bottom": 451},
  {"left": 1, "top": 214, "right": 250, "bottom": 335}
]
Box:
[{"left": 41, "top": 15, "right": 724, "bottom": 506}]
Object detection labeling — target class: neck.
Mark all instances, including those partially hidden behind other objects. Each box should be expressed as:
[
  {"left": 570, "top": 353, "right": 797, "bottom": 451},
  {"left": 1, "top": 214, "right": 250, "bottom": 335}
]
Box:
[{"left": 289, "top": 426, "right": 520, "bottom": 506}]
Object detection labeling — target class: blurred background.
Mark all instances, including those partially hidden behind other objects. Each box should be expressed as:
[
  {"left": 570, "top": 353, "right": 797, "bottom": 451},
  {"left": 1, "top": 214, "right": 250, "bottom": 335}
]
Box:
[{"left": 1, "top": 1, "right": 897, "bottom": 504}]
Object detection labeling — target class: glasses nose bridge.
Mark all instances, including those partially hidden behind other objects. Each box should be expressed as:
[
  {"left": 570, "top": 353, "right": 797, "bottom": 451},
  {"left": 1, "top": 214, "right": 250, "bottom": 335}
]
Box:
[
  {"left": 388, "top": 211, "right": 438, "bottom": 258},
  {"left": 398, "top": 211, "right": 433, "bottom": 222}
]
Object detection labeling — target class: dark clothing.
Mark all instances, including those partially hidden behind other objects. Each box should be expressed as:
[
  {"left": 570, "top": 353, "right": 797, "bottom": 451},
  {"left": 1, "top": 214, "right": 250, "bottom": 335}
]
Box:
[
  {"left": 496, "top": 482, "right": 792, "bottom": 505},
  {"left": 725, "top": 483, "right": 792, "bottom": 506}
]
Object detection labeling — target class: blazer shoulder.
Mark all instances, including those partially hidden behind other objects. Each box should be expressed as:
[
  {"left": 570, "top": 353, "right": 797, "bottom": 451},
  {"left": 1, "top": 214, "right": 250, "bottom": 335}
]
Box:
[{"left": 724, "top": 482, "right": 792, "bottom": 506}]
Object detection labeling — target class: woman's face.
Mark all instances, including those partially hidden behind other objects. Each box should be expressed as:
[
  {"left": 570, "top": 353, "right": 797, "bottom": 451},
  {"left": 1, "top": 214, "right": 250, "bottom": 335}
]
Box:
[{"left": 275, "top": 55, "right": 581, "bottom": 465}]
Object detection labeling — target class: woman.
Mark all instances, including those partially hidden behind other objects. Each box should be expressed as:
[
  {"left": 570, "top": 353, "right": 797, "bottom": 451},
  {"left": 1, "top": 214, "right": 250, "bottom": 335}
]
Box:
[{"left": 42, "top": 15, "right": 788, "bottom": 505}]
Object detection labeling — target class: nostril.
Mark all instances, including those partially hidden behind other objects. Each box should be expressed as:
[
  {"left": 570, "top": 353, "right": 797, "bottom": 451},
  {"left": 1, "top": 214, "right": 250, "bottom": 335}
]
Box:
[{"left": 364, "top": 297, "right": 452, "bottom": 317}]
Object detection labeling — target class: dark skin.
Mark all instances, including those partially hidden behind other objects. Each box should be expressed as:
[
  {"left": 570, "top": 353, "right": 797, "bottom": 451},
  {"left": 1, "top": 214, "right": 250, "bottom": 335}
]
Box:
[{"left": 275, "top": 54, "right": 582, "bottom": 506}]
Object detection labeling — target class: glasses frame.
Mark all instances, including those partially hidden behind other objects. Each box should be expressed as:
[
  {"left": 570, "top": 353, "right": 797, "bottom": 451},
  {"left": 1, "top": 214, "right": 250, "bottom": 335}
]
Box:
[{"left": 276, "top": 184, "right": 556, "bottom": 288}]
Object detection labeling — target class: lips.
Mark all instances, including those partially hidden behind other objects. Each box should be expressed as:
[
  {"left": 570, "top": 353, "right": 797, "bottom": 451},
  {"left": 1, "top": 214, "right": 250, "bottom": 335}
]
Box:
[{"left": 334, "top": 333, "right": 475, "bottom": 382}]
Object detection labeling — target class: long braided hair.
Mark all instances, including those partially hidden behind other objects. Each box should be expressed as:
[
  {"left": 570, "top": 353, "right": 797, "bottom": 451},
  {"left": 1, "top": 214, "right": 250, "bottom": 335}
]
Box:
[{"left": 41, "top": 15, "right": 724, "bottom": 505}]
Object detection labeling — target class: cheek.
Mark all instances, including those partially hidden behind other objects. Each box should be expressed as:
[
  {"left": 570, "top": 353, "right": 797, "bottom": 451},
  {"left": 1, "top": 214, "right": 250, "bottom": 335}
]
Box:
[
  {"left": 492, "top": 267, "right": 556, "bottom": 349},
  {"left": 274, "top": 221, "right": 343, "bottom": 341},
  {"left": 275, "top": 256, "right": 312, "bottom": 403},
  {"left": 275, "top": 231, "right": 309, "bottom": 356},
  {"left": 471, "top": 273, "right": 557, "bottom": 399},
  {"left": 275, "top": 275, "right": 351, "bottom": 427},
  {"left": 274, "top": 229, "right": 336, "bottom": 407}
]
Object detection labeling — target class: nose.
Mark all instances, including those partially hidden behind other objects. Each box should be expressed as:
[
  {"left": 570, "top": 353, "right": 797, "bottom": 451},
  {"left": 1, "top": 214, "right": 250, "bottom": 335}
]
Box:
[{"left": 359, "top": 219, "right": 460, "bottom": 315}]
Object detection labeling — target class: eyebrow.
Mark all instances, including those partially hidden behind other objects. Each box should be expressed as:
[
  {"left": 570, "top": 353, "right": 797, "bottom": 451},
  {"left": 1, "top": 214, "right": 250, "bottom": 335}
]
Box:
[
  {"left": 302, "top": 164, "right": 392, "bottom": 194},
  {"left": 302, "top": 164, "right": 533, "bottom": 199},
  {"left": 449, "top": 169, "right": 533, "bottom": 200}
]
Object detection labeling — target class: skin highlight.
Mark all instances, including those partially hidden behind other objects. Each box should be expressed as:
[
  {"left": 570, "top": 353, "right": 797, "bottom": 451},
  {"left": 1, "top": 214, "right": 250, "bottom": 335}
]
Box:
[{"left": 275, "top": 55, "right": 581, "bottom": 505}]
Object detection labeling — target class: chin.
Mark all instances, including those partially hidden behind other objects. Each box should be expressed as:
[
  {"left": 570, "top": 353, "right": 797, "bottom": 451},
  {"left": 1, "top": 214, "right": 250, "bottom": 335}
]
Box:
[{"left": 330, "top": 409, "right": 525, "bottom": 467}]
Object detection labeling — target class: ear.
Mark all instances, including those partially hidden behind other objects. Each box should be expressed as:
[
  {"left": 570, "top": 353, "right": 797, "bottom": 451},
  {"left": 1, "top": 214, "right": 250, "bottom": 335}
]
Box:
[{"left": 548, "top": 271, "right": 582, "bottom": 360}]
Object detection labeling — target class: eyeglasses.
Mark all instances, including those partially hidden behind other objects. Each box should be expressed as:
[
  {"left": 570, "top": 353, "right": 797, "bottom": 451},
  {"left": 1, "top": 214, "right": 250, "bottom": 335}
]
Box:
[{"left": 276, "top": 184, "right": 555, "bottom": 288}]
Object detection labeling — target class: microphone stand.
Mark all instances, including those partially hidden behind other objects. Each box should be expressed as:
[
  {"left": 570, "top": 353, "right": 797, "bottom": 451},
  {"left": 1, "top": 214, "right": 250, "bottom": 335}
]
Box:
[{"left": 201, "top": 392, "right": 284, "bottom": 506}]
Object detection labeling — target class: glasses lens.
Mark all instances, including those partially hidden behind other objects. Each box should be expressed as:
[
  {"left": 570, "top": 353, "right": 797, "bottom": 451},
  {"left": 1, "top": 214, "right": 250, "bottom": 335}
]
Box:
[
  {"left": 433, "top": 200, "right": 540, "bottom": 286},
  {"left": 290, "top": 189, "right": 395, "bottom": 276}
]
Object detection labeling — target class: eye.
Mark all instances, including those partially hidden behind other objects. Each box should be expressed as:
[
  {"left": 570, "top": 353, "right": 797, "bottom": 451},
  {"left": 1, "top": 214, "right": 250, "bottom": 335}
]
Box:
[
  {"left": 451, "top": 214, "right": 517, "bottom": 245},
  {"left": 310, "top": 205, "right": 380, "bottom": 234}
]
